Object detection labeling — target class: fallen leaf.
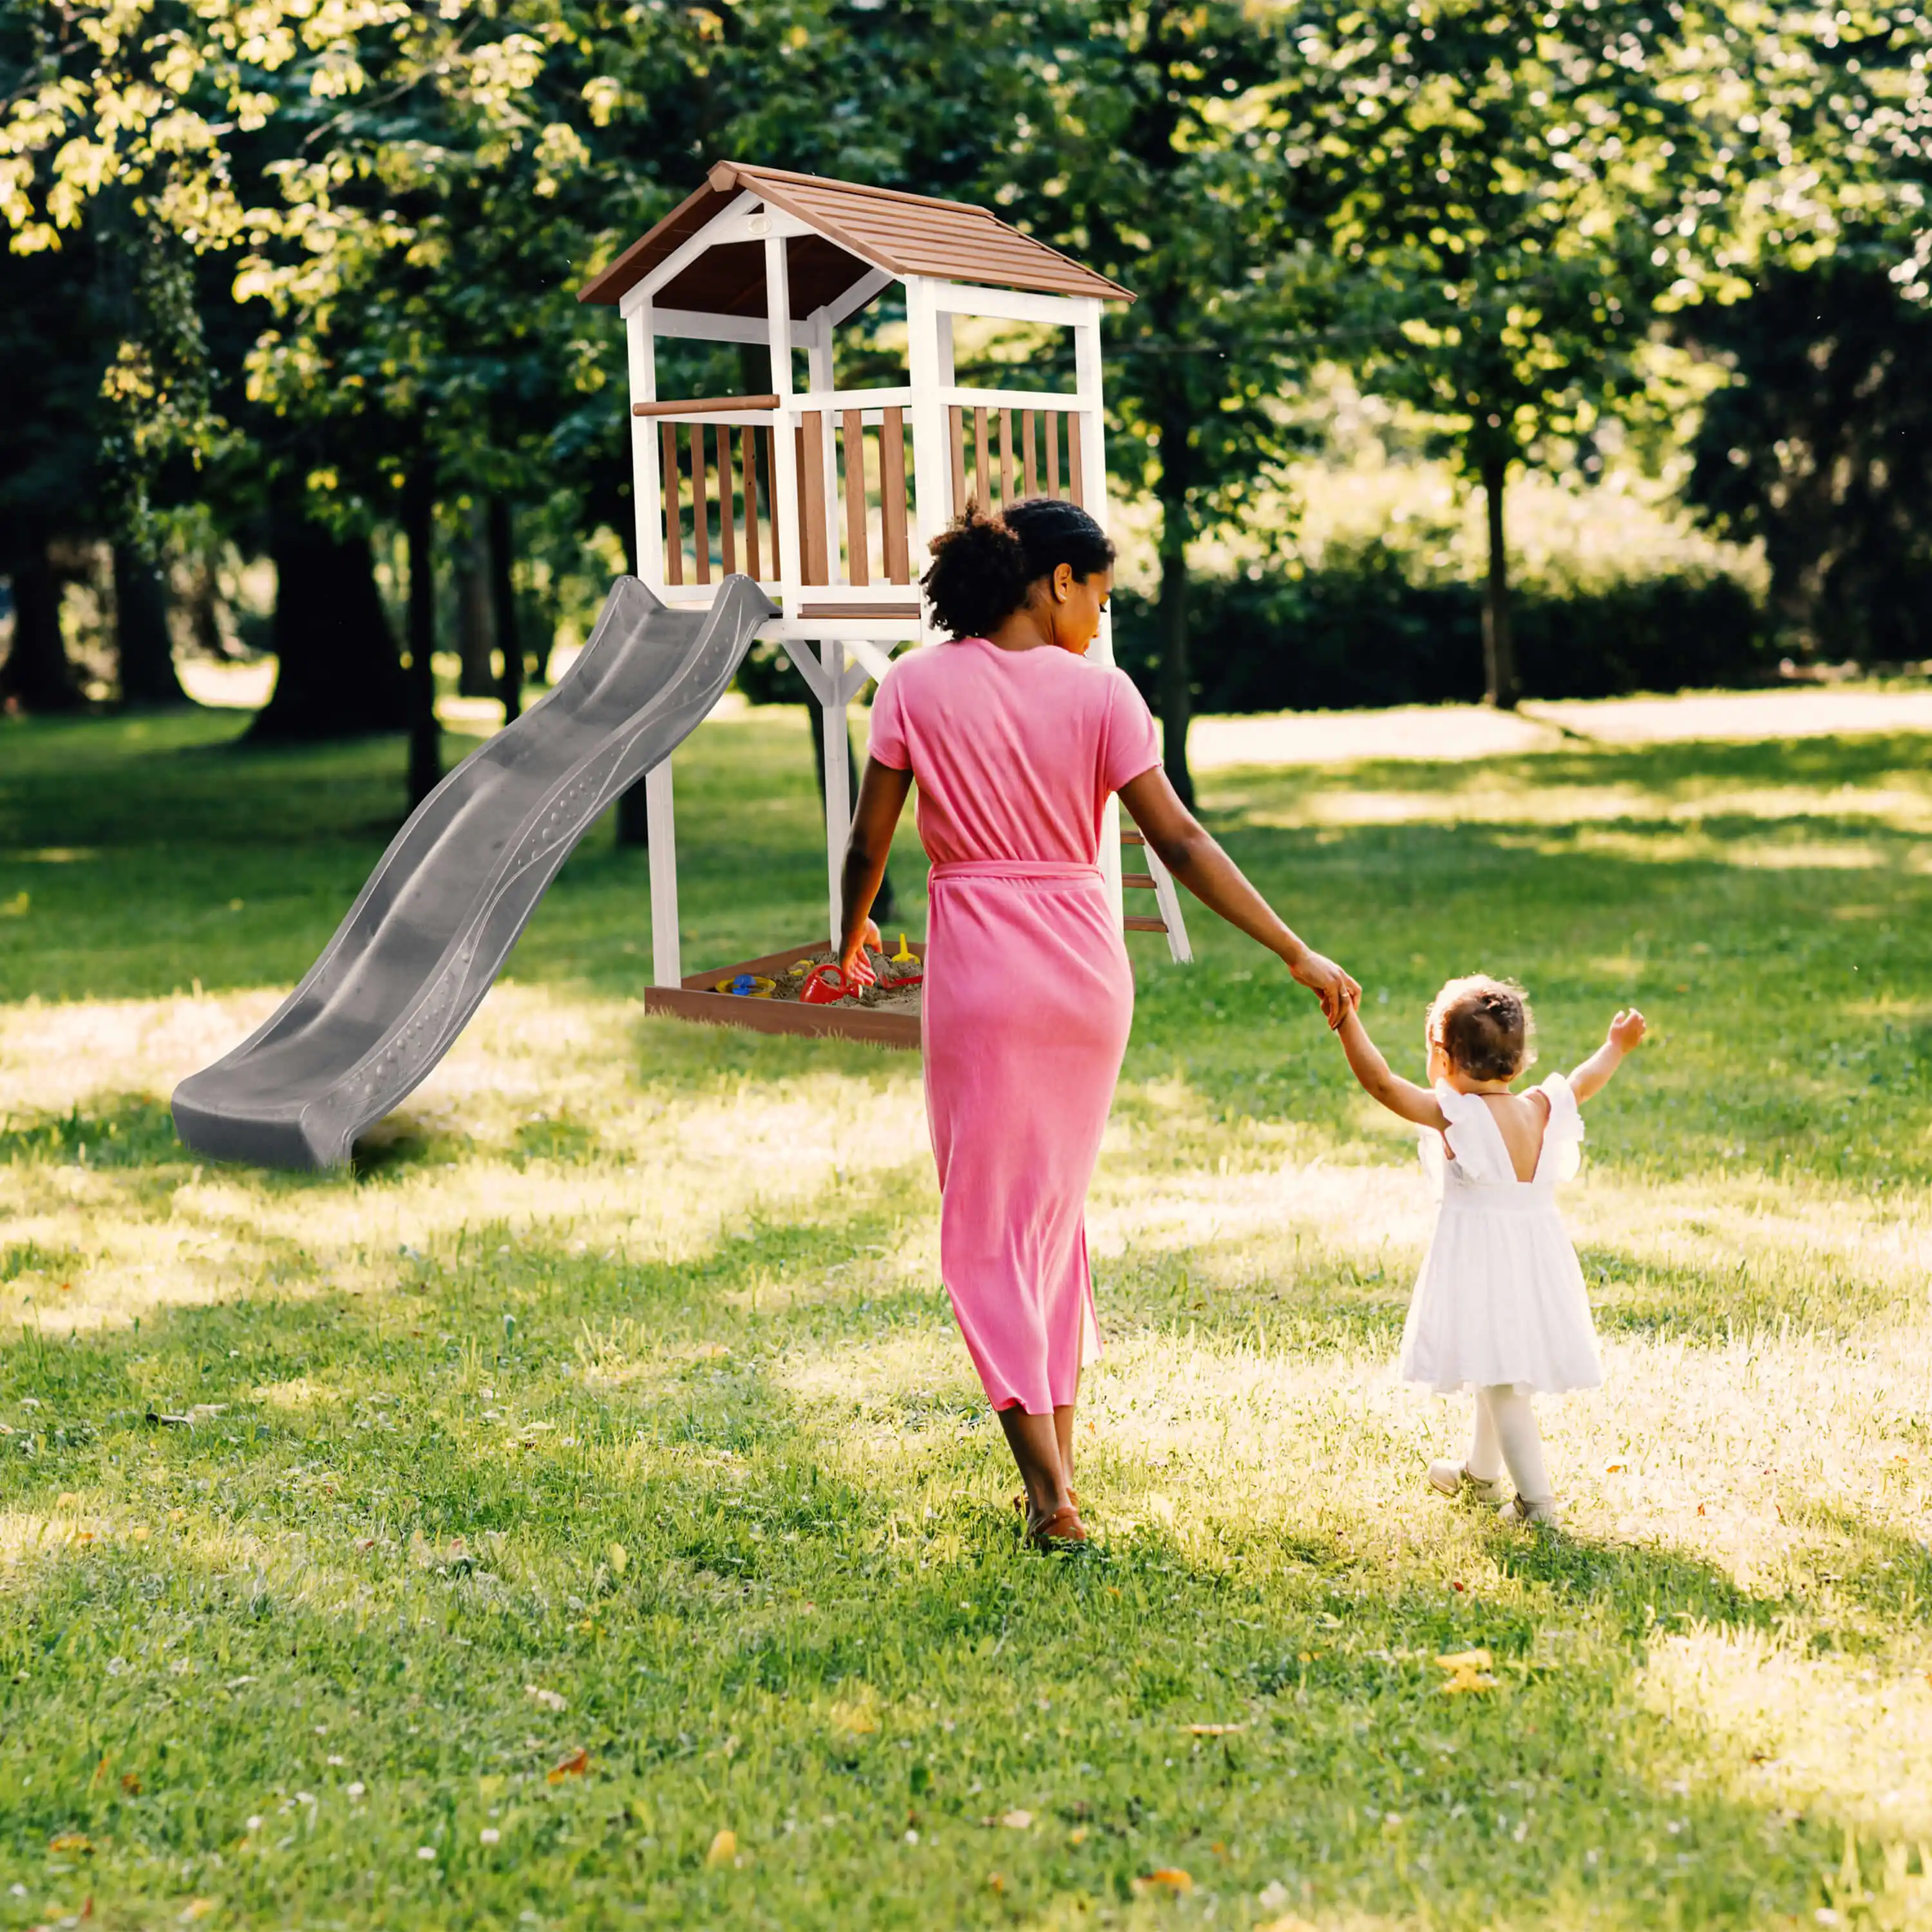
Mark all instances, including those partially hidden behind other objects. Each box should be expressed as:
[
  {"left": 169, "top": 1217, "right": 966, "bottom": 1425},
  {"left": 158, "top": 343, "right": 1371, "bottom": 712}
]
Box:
[
  {"left": 1186, "top": 1723, "right": 1245, "bottom": 1736},
  {"left": 705, "top": 1828, "right": 737, "bottom": 1868},
  {"left": 547, "top": 1748, "right": 590, "bottom": 1783},
  {"left": 178, "top": 1900, "right": 216, "bottom": 1923},
  {"left": 1435, "top": 1647, "right": 1498, "bottom": 1695},
  {"left": 1604, "top": 1460, "right": 1629, "bottom": 1475},
  {"left": 1435, "top": 1648, "right": 1493, "bottom": 1672},
  {"left": 1068, "top": 1827, "right": 1089, "bottom": 1846},
  {"left": 607, "top": 1542, "right": 629, "bottom": 1577},
  {"left": 1132, "top": 1868, "right": 1193, "bottom": 1896},
  {"left": 120, "top": 1774, "right": 142, "bottom": 1795},
  {"left": 49, "top": 1832, "right": 93, "bottom": 1853},
  {"left": 1000, "top": 1810, "right": 1033, "bottom": 1830},
  {"left": 985, "top": 1872, "right": 1006, "bottom": 1894}
]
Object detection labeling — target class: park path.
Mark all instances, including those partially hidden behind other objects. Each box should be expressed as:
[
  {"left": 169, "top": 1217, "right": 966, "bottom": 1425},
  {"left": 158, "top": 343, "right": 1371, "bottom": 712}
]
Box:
[{"left": 1185, "top": 687, "right": 1932, "bottom": 770}]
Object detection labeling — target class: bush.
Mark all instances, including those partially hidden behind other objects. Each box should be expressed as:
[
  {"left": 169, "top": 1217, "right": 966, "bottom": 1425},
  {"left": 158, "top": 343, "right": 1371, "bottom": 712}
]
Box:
[{"left": 1110, "top": 549, "right": 1773, "bottom": 713}]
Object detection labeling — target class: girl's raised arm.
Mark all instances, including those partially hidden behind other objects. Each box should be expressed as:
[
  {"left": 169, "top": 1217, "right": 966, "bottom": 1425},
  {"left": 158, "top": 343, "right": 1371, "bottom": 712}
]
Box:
[
  {"left": 1568, "top": 1008, "right": 1647, "bottom": 1103},
  {"left": 1336, "top": 1004, "right": 1448, "bottom": 1130}
]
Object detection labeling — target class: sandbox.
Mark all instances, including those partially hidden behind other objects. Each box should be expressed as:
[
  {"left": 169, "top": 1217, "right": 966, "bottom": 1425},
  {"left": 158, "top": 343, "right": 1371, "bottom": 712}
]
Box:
[{"left": 643, "top": 939, "right": 925, "bottom": 1047}]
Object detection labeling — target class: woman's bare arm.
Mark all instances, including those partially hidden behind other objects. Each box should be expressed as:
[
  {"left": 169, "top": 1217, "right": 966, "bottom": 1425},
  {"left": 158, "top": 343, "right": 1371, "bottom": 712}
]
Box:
[
  {"left": 1116, "top": 765, "right": 1361, "bottom": 1027},
  {"left": 837, "top": 757, "right": 914, "bottom": 983},
  {"left": 1336, "top": 1005, "right": 1448, "bottom": 1130}
]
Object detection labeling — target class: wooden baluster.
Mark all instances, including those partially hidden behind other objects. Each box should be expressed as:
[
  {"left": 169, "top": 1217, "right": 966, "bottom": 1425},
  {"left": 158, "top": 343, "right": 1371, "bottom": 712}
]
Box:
[
  {"left": 692, "top": 424, "right": 712, "bottom": 585},
  {"left": 1067, "top": 413, "right": 1086, "bottom": 508},
  {"left": 1022, "top": 410, "right": 1039, "bottom": 499},
  {"left": 842, "top": 409, "right": 869, "bottom": 587},
  {"left": 800, "top": 412, "right": 829, "bottom": 585},
  {"left": 880, "top": 406, "right": 910, "bottom": 583},
  {"left": 999, "top": 408, "right": 1015, "bottom": 508},
  {"left": 719, "top": 426, "right": 738, "bottom": 578},
  {"left": 1045, "top": 411, "right": 1061, "bottom": 499},
  {"left": 972, "top": 406, "right": 990, "bottom": 510},
  {"left": 743, "top": 424, "right": 761, "bottom": 580},
  {"left": 948, "top": 406, "right": 967, "bottom": 517},
  {"left": 660, "top": 422, "right": 683, "bottom": 586}
]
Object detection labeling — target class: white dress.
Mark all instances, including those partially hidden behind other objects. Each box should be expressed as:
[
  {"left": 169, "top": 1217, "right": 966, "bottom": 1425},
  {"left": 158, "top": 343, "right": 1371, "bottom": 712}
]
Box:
[{"left": 1397, "top": 1072, "right": 1603, "bottom": 1396}]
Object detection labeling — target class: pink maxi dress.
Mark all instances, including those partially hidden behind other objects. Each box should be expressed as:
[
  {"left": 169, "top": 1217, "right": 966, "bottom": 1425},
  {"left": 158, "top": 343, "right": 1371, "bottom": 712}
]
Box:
[{"left": 867, "top": 636, "right": 1161, "bottom": 1415}]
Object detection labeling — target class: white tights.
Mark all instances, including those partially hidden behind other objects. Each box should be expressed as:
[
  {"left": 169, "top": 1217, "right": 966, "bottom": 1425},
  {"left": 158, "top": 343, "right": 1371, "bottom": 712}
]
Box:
[{"left": 1466, "top": 1385, "right": 1553, "bottom": 1505}]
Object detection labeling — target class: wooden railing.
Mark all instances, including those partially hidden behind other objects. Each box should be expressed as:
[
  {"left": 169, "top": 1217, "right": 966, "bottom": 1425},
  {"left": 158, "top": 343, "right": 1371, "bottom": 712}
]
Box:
[
  {"left": 947, "top": 402, "right": 1086, "bottom": 516},
  {"left": 641, "top": 389, "right": 1090, "bottom": 598}
]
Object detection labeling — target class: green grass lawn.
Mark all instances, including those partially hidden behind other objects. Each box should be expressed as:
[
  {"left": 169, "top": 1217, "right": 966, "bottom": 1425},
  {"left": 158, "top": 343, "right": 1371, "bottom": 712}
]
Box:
[{"left": 1, "top": 700, "right": 1929, "bottom": 1931}]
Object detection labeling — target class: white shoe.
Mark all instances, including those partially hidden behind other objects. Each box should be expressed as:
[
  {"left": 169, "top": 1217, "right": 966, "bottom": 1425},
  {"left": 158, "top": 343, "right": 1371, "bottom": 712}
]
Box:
[
  {"left": 1427, "top": 1460, "right": 1510, "bottom": 1506},
  {"left": 1504, "top": 1493, "right": 1560, "bottom": 1528}
]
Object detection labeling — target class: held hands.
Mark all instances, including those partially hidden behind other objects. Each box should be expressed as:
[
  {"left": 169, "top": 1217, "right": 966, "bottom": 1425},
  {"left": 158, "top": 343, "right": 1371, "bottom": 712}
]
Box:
[
  {"left": 838, "top": 918, "right": 884, "bottom": 990},
  {"left": 1288, "top": 949, "right": 1363, "bottom": 1030},
  {"left": 1607, "top": 1007, "right": 1647, "bottom": 1054}
]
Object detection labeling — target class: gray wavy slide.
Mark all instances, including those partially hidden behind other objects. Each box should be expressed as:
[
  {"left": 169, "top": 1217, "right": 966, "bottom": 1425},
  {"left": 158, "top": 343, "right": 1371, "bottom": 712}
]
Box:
[{"left": 172, "top": 574, "right": 777, "bottom": 1171}]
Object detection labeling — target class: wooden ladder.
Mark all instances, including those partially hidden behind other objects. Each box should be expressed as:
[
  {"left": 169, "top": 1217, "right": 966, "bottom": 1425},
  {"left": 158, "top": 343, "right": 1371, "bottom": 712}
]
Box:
[{"left": 1121, "top": 831, "right": 1193, "bottom": 964}]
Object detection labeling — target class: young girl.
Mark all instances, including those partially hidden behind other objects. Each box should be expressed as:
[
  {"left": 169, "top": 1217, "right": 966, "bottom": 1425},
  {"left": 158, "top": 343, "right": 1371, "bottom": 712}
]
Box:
[{"left": 1334, "top": 975, "right": 1646, "bottom": 1524}]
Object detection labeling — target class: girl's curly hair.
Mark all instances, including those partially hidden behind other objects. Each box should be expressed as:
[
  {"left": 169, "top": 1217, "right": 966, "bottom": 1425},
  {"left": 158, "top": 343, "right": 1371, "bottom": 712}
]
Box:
[
  {"left": 920, "top": 498, "right": 1115, "bottom": 639},
  {"left": 1427, "top": 974, "right": 1537, "bottom": 1083}
]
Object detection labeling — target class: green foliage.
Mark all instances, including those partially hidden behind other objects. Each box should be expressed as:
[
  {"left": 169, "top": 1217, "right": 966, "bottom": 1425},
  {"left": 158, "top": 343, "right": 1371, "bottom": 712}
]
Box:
[
  {"left": 1112, "top": 554, "right": 1770, "bottom": 712},
  {"left": 1685, "top": 261, "right": 1932, "bottom": 663}
]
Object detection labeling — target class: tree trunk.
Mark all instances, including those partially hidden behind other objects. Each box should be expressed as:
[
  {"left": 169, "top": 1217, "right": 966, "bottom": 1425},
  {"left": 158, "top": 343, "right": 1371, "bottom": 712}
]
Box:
[
  {"left": 403, "top": 477, "right": 441, "bottom": 807},
  {"left": 455, "top": 502, "right": 496, "bottom": 699},
  {"left": 1, "top": 535, "right": 81, "bottom": 712},
  {"left": 251, "top": 502, "right": 408, "bottom": 741},
  {"left": 113, "top": 542, "right": 191, "bottom": 708},
  {"left": 1155, "top": 428, "right": 1195, "bottom": 807},
  {"left": 811, "top": 699, "right": 894, "bottom": 923},
  {"left": 489, "top": 497, "right": 522, "bottom": 724},
  {"left": 1479, "top": 451, "right": 1519, "bottom": 710}
]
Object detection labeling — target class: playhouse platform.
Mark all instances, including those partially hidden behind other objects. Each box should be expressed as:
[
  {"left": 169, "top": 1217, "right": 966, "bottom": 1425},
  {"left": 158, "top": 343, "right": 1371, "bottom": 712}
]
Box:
[{"left": 643, "top": 939, "right": 924, "bottom": 1048}]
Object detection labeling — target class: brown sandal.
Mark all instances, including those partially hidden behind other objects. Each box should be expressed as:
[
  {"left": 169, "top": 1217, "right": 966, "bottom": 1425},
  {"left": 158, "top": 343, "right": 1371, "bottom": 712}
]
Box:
[
  {"left": 1012, "top": 1488, "right": 1077, "bottom": 1517},
  {"left": 1025, "top": 1503, "right": 1089, "bottom": 1549}
]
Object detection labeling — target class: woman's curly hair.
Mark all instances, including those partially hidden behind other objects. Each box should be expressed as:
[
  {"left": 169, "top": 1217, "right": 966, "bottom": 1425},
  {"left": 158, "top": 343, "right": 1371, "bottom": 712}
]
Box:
[
  {"left": 1427, "top": 974, "right": 1537, "bottom": 1083},
  {"left": 920, "top": 498, "right": 1115, "bottom": 639}
]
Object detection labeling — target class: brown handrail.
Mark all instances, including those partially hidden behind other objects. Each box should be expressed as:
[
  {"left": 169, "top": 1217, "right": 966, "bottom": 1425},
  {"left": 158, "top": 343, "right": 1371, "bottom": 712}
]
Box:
[{"left": 632, "top": 393, "right": 780, "bottom": 418}]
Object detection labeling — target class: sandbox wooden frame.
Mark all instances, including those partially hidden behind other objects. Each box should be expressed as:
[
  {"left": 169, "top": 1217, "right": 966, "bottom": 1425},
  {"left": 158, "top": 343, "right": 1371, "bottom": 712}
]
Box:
[
  {"left": 643, "top": 938, "right": 923, "bottom": 1049},
  {"left": 582, "top": 160, "right": 1188, "bottom": 1045}
]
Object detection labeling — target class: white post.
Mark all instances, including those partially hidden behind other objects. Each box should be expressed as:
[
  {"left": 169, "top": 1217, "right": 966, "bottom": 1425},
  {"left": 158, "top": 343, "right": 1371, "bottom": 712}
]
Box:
[
  {"left": 1072, "top": 298, "right": 1125, "bottom": 927},
  {"left": 646, "top": 762, "right": 680, "bottom": 987},
  {"left": 626, "top": 301, "right": 663, "bottom": 586},
  {"left": 806, "top": 314, "right": 840, "bottom": 581},
  {"left": 904, "top": 277, "right": 950, "bottom": 646},
  {"left": 820, "top": 639, "right": 851, "bottom": 952},
  {"left": 764, "top": 232, "right": 799, "bottom": 607}
]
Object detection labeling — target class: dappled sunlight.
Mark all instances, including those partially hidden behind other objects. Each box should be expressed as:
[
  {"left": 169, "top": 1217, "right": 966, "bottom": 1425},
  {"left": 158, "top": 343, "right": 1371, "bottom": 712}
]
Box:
[{"left": 1643, "top": 1626, "right": 1932, "bottom": 1839}]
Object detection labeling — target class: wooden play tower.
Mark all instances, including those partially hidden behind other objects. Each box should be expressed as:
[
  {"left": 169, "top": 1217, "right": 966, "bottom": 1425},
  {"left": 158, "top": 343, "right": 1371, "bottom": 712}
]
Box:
[{"left": 580, "top": 160, "right": 1192, "bottom": 1041}]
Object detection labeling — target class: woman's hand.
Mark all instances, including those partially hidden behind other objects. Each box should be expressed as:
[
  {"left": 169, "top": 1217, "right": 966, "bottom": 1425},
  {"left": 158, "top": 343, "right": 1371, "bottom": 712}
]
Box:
[
  {"left": 839, "top": 918, "right": 882, "bottom": 989},
  {"left": 1287, "top": 948, "right": 1361, "bottom": 1029}
]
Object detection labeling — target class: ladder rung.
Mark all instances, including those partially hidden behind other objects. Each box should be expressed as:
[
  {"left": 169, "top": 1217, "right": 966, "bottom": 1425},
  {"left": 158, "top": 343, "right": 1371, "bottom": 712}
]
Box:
[
  {"left": 1122, "top": 872, "right": 1157, "bottom": 890},
  {"left": 1122, "top": 830, "right": 1146, "bottom": 846},
  {"left": 1124, "top": 916, "right": 1168, "bottom": 933}
]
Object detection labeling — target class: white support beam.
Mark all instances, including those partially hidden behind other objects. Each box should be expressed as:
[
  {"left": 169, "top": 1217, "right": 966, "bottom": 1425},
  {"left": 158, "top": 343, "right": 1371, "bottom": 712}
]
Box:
[
  {"left": 824, "top": 266, "right": 896, "bottom": 329},
  {"left": 806, "top": 317, "right": 839, "bottom": 582},
  {"left": 631, "top": 190, "right": 758, "bottom": 305},
  {"left": 646, "top": 761, "right": 681, "bottom": 988},
  {"left": 924, "top": 281, "right": 1091, "bottom": 328},
  {"left": 842, "top": 638, "right": 897, "bottom": 687},
  {"left": 625, "top": 299, "right": 663, "bottom": 584},
  {"left": 764, "top": 232, "right": 801, "bottom": 603},
  {"left": 819, "top": 641, "right": 853, "bottom": 952},
  {"left": 1071, "top": 296, "right": 1124, "bottom": 929},
  {"left": 903, "top": 277, "right": 951, "bottom": 646}
]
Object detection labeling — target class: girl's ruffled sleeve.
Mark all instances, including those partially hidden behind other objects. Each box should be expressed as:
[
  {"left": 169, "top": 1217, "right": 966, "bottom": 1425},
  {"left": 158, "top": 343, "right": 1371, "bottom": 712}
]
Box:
[
  {"left": 1539, "top": 1071, "right": 1586, "bottom": 1182},
  {"left": 1430, "top": 1081, "right": 1517, "bottom": 1185}
]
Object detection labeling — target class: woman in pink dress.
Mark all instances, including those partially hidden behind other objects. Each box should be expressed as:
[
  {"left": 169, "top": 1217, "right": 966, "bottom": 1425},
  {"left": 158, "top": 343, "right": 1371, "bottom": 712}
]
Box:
[{"left": 837, "top": 502, "right": 1358, "bottom": 1547}]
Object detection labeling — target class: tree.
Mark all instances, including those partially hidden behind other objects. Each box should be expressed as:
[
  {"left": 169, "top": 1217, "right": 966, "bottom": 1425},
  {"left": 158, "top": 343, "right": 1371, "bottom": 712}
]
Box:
[
  {"left": 1276, "top": 2, "right": 1777, "bottom": 707},
  {"left": 1000, "top": 1, "right": 1316, "bottom": 803},
  {"left": 1685, "top": 261, "right": 1932, "bottom": 662}
]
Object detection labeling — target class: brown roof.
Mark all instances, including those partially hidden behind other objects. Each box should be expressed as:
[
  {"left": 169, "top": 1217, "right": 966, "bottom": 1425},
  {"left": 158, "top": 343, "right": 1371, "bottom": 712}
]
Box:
[{"left": 578, "top": 160, "right": 1133, "bottom": 311}]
